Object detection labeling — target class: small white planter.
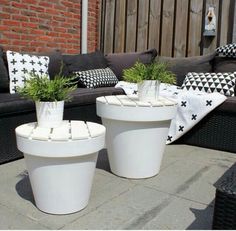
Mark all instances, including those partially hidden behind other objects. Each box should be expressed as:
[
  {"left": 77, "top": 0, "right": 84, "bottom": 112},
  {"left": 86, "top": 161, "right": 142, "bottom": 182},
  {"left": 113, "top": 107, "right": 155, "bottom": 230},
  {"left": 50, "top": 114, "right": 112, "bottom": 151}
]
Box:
[
  {"left": 35, "top": 101, "right": 64, "bottom": 128},
  {"left": 138, "top": 80, "right": 160, "bottom": 102}
]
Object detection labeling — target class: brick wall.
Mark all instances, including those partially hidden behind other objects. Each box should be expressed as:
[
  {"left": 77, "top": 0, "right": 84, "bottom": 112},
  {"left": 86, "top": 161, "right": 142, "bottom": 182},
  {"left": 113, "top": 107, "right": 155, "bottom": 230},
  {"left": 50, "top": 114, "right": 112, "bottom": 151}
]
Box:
[{"left": 0, "top": 0, "right": 100, "bottom": 54}]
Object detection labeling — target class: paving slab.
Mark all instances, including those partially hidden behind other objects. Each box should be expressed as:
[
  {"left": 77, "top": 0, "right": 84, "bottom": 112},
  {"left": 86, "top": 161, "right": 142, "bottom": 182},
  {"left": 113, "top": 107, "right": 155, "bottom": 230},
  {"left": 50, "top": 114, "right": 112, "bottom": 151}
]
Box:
[
  {"left": 63, "top": 185, "right": 170, "bottom": 230},
  {"left": 0, "top": 203, "right": 46, "bottom": 230},
  {"left": 134, "top": 158, "right": 232, "bottom": 205},
  {"left": 123, "top": 196, "right": 213, "bottom": 230}
]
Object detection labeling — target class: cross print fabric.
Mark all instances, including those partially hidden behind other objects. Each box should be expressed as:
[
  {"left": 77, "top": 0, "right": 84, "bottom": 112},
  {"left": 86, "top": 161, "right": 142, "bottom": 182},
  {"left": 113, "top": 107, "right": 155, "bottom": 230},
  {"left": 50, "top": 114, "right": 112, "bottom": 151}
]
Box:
[
  {"left": 181, "top": 72, "right": 236, "bottom": 96},
  {"left": 216, "top": 43, "right": 236, "bottom": 58},
  {"left": 115, "top": 81, "right": 227, "bottom": 144},
  {"left": 7, "top": 50, "right": 50, "bottom": 94},
  {"left": 74, "top": 67, "right": 118, "bottom": 88}
]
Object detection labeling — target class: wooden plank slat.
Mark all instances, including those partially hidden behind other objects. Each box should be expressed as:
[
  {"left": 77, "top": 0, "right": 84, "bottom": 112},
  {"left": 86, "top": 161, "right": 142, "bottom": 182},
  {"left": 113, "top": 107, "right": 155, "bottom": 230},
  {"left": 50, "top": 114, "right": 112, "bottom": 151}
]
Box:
[
  {"left": 188, "top": 0, "right": 204, "bottom": 56},
  {"left": 136, "top": 0, "right": 149, "bottom": 52},
  {"left": 219, "top": 0, "right": 231, "bottom": 46},
  {"left": 203, "top": 0, "right": 219, "bottom": 55},
  {"left": 104, "top": 0, "right": 116, "bottom": 54},
  {"left": 15, "top": 123, "right": 35, "bottom": 138},
  {"left": 71, "top": 121, "right": 89, "bottom": 140},
  {"left": 31, "top": 127, "right": 51, "bottom": 141},
  {"left": 160, "top": 0, "right": 175, "bottom": 56},
  {"left": 126, "top": 0, "right": 138, "bottom": 52},
  {"left": 148, "top": 0, "right": 162, "bottom": 52},
  {"left": 114, "top": 0, "right": 126, "bottom": 53},
  {"left": 98, "top": 0, "right": 105, "bottom": 51},
  {"left": 158, "top": 96, "right": 177, "bottom": 106},
  {"left": 174, "top": 0, "right": 189, "bottom": 57},
  {"left": 50, "top": 121, "right": 70, "bottom": 141},
  {"left": 136, "top": 101, "right": 152, "bottom": 107},
  {"left": 150, "top": 100, "right": 164, "bottom": 107},
  {"left": 87, "top": 122, "right": 106, "bottom": 138},
  {"left": 96, "top": 96, "right": 107, "bottom": 104},
  {"left": 105, "top": 95, "right": 122, "bottom": 105},
  {"left": 116, "top": 95, "right": 137, "bottom": 106},
  {"left": 233, "top": 1, "right": 236, "bottom": 43}
]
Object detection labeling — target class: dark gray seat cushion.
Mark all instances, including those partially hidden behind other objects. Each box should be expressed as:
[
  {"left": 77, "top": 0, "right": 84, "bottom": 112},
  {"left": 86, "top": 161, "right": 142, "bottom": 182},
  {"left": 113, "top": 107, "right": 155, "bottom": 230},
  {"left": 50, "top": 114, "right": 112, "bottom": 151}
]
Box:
[
  {"left": 0, "top": 93, "right": 34, "bottom": 116},
  {"left": 0, "top": 87, "right": 125, "bottom": 117}
]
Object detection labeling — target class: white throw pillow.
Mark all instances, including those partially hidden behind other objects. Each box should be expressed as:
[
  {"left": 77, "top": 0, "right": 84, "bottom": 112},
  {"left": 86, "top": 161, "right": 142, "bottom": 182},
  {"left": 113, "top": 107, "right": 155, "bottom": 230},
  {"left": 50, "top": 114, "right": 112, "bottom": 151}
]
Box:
[
  {"left": 7, "top": 50, "right": 50, "bottom": 94},
  {"left": 181, "top": 72, "right": 236, "bottom": 96}
]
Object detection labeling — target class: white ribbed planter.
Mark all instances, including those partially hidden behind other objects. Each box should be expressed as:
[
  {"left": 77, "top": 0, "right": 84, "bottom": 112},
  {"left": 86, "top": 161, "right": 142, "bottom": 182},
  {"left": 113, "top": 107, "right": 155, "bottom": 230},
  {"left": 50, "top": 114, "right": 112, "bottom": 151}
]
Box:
[
  {"left": 138, "top": 80, "right": 160, "bottom": 102},
  {"left": 35, "top": 101, "right": 64, "bottom": 128}
]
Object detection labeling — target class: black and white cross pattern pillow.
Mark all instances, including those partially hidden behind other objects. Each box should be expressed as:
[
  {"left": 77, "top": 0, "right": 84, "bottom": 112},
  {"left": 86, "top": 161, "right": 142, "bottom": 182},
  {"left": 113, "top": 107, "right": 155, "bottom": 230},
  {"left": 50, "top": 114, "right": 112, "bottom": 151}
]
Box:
[
  {"left": 216, "top": 43, "right": 236, "bottom": 58},
  {"left": 181, "top": 72, "right": 236, "bottom": 96},
  {"left": 7, "top": 50, "right": 49, "bottom": 94},
  {"left": 74, "top": 67, "right": 119, "bottom": 88}
]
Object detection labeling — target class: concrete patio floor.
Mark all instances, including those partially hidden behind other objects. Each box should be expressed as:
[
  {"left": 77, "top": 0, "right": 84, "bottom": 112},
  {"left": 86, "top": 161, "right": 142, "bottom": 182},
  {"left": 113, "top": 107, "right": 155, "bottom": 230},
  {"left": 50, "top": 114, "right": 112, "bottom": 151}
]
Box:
[{"left": 0, "top": 144, "right": 235, "bottom": 230}]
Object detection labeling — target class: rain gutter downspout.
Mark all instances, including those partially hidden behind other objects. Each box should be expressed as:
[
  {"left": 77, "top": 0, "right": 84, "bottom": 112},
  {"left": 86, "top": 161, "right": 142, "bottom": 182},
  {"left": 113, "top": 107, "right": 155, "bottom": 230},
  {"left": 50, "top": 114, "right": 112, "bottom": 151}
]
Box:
[{"left": 81, "top": 0, "right": 88, "bottom": 54}]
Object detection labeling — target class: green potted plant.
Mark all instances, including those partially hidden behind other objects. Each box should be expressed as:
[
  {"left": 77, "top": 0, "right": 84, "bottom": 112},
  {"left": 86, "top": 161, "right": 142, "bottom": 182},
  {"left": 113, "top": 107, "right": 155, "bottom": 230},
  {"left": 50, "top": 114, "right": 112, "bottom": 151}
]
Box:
[
  {"left": 123, "top": 60, "right": 176, "bottom": 101},
  {"left": 17, "top": 68, "right": 76, "bottom": 128}
]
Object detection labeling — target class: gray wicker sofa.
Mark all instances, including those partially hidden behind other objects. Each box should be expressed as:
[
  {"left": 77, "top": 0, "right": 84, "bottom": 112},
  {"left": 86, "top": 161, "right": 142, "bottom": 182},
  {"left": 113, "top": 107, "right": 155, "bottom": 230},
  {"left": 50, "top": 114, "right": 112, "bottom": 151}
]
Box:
[{"left": 0, "top": 48, "right": 157, "bottom": 164}]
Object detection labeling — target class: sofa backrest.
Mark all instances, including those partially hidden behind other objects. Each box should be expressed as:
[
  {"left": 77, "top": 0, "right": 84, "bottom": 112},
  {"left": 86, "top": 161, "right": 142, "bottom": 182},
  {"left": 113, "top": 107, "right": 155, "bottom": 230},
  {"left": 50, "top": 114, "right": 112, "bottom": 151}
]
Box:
[
  {"left": 158, "top": 52, "right": 216, "bottom": 86},
  {"left": 105, "top": 49, "right": 158, "bottom": 80},
  {"left": 0, "top": 47, "right": 10, "bottom": 93},
  {"left": 212, "top": 56, "right": 236, "bottom": 73}
]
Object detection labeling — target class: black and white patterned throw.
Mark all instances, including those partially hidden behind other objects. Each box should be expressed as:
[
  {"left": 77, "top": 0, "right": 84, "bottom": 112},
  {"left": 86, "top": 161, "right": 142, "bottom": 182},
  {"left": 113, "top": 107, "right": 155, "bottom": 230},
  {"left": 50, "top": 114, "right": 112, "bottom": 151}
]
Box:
[
  {"left": 74, "top": 67, "right": 118, "bottom": 88},
  {"left": 181, "top": 72, "right": 236, "bottom": 96},
  {"left": 115, "top": 82, "right": 227, "bottom": 144},
  {"left": 7, "top": 50, "right": 49, "bottom": 94},
  {"left": 216, "top": 43, "right": 236, "bottom": 58}
]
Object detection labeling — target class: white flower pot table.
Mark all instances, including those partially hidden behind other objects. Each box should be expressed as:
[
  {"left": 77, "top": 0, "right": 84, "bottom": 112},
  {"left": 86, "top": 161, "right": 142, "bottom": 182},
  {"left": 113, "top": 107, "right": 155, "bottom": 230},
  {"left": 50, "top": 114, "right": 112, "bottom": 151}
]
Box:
[
  {"left": 96, "top": 95, "right": 177, "bottom": 179},
  {"left": 15, "top": 120, "right": 105, "bottom": 215}
]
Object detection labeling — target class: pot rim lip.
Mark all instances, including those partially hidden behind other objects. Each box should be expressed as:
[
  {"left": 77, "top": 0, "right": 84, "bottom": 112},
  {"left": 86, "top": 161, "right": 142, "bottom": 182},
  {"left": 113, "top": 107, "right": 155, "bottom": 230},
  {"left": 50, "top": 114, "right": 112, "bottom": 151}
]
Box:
[{"left": 35, "top": 100, "right": 65, "bottom": 103}]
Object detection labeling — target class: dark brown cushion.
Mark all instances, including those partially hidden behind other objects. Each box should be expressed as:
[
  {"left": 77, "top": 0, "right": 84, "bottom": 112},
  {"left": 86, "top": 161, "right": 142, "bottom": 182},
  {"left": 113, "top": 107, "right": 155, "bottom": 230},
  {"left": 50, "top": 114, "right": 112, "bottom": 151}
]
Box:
[
  {"left": 159, "top": 52, "right": 216, "bottom": 86},
  {"left": 105, "top": 49, "right": 158, "bottom": 80},
  {"left": 0, "top": 47, "right": 9, "bottom": 93},
  {"left": 213, "top": 57, "right": 236, "bottom": 73}
]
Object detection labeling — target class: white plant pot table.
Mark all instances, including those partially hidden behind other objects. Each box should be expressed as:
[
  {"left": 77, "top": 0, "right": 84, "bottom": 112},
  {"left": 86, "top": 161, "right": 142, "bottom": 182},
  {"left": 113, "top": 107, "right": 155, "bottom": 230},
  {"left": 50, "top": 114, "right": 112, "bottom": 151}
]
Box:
[
  {"left": 15, "top": 120, "right": 105, "bottom": 215},
  {"left": 96, "top": 95, "right": 177, "bottom": 179}
]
